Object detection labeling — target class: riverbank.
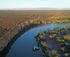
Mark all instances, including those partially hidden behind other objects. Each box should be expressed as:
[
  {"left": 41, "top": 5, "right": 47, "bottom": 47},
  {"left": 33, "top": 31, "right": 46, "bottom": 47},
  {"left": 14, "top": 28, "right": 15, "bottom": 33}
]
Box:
[
  {"left": 0, "top": 23, "right": 40, "bottom": 57},
  {"left": 0, "top": 23, "right": 70, "bottom": 57},
  {"left": 35, "top": 27, "right": 70, "bottom": 57}
]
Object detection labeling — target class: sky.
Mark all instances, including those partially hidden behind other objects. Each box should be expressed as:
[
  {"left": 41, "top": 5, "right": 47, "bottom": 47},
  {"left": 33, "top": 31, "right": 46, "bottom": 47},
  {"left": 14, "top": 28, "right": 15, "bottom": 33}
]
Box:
[{"left": 0, "top": 0, "right": 70, "bottom": 9}]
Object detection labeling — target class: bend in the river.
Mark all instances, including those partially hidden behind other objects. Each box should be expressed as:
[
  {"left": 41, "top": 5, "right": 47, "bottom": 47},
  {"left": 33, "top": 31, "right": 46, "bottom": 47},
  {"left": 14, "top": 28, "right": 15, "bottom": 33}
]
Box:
[{"left": 5, "top": 23, "right": 70, "bottom": 57}]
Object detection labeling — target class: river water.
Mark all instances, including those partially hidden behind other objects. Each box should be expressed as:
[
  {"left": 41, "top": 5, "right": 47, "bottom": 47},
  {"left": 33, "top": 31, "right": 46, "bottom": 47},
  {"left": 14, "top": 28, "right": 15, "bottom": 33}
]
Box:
[{"left": 6, "top": 23, "right": 70, "bottom": 57}]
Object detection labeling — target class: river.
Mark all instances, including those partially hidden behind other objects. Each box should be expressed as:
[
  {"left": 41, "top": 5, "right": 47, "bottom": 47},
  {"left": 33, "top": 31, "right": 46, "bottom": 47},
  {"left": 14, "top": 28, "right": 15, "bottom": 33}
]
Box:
[{"left": 6, "top": 23, "right": 70, "bottom": 57}]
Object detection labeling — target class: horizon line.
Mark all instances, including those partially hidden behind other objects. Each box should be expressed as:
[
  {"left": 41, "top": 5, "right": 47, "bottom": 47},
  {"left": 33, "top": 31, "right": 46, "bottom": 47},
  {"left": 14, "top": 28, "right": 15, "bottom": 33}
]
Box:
[{"left": 0, "top": 7, "right": 70, "bottom": 10}]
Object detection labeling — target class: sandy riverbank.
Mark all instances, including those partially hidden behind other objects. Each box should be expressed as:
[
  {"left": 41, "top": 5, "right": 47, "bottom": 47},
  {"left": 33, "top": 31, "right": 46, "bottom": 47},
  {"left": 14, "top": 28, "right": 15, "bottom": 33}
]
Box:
[{"left": 0, "top": 23, "right": 40, "bottom": 57}]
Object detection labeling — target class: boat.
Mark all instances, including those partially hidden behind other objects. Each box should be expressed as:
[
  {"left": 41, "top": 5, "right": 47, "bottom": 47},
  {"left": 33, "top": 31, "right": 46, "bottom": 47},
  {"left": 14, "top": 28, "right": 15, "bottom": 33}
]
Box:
[{"left": 33, "top": 46, "right": 39, "bottom": 51}]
